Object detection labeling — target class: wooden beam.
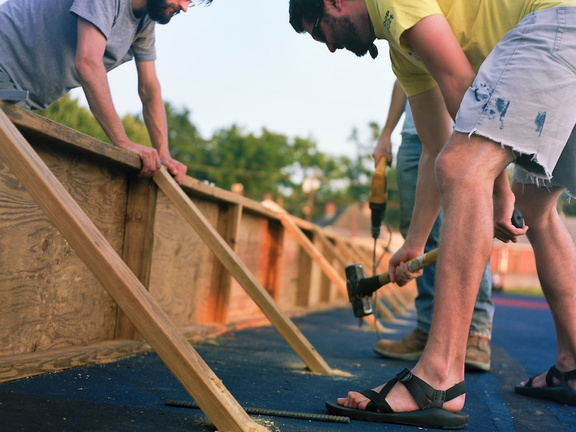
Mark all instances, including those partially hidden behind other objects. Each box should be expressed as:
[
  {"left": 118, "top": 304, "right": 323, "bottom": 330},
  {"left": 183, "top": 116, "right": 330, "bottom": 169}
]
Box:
[
  {"left": 153, "top": 168, "right": 334, "bottom": 375},
  {"left": 209, "top": 203, "right": 243, "bottom": 324},
  {"left": 0, "top": 102, "right": 141, "bottom": 170},
  {"left": 116, "top": 176, "right": 158, "bottom": 340},
  {"left": 0, "top": 109, "right": 266, "bottom": 432},
  {"left": 263, "top": 218, "right": 284, "bottom": 302}
]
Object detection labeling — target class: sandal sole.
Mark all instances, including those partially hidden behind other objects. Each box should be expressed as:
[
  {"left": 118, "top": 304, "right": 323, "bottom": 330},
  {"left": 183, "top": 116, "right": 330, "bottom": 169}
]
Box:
[
  {"left": 515, "top": 385, "right": 576, "bottom": 406},
  {"left": 326, "top": 400, "right": 469, "bottom": 430}
]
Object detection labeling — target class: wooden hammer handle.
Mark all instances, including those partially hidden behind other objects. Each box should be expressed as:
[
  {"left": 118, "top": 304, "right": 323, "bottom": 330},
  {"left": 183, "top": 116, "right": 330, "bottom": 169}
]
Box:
[
  {"left": 376, "top": 248, "right": 438, "bottom": 286},
  {"left": 372, "top": 208, "right": 523, "bottom": 287}
]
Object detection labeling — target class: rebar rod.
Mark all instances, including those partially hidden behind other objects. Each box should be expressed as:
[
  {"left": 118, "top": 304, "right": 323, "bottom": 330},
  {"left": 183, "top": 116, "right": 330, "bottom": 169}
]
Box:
[{"left": 165, "top": 399, "right": 350, "bottom": 424}]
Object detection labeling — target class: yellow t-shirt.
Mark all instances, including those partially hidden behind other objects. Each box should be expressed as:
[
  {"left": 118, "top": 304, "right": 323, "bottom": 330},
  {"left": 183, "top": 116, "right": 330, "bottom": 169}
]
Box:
[{"left": 366, "top": 0, "right": 576, "bottom": 96}]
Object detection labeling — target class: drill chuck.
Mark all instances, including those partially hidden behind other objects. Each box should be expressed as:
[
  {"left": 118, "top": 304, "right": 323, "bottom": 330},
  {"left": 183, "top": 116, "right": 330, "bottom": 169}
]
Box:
[{"left": 369, "top": 202, "right": 386, "bottom": 240}]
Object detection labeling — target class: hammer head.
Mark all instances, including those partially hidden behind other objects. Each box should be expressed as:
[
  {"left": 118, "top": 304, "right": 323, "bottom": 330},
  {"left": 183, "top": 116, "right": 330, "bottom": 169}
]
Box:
[{"left": 345, "top": 264, "right": 373, "bottom": 317}]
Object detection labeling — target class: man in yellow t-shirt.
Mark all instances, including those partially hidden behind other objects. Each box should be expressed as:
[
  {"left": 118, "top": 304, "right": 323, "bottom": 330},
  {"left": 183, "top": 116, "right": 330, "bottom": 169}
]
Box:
[{"left": 290, "top": 0, "right": 576, "bottom": 428}]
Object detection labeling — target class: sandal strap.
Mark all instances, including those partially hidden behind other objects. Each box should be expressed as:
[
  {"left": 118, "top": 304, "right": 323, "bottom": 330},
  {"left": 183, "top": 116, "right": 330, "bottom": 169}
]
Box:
[
  {"left": 360, "top": 368, "right": 466, "bottom": 413},
  {"left": 361, "top": 388, "right": 394, "bottom": 413},
  {"left": 547, "top": 365, "right": 576, "bottom": 386},
  {"left": 396, "top": 368, "right": 466, "bottom": 410},
  {"left": 361, "top": 378, "right": 398, "bottom": 413}
]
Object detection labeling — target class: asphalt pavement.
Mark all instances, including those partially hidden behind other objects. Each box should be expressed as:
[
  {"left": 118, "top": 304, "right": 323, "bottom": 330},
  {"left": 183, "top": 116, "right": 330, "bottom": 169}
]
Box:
[{"left": 0, "top": 293, "right": 574, "bottom": 432}]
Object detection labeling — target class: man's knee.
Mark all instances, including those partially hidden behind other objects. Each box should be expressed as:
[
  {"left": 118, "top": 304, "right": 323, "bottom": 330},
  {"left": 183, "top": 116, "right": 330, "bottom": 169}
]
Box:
[{"left": 435, "top": 145, "right": 470, "bottom": 194}]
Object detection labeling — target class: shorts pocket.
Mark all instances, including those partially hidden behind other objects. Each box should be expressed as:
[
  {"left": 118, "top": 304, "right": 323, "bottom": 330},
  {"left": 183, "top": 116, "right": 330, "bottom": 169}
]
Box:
[{"left": 553, "top": 8, "right": 576, "bottom": 74}]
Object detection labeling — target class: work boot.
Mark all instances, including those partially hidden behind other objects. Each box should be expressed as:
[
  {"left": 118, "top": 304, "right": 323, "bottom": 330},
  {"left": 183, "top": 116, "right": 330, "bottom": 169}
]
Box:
[
  {"left": 465, "top": 335, "right": 491, "bottom": 372},
  {"left": 374, "top": 329, "right": 492, "bottom": 372},
  {"left": 373, "top": 328, "right": 428, "bottom": 361}
]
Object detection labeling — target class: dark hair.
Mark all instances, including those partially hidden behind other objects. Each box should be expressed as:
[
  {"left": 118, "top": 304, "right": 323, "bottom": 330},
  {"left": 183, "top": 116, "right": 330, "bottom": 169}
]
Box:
[{"left": 289, "top": 0, "right": 324, "bottom": 33}]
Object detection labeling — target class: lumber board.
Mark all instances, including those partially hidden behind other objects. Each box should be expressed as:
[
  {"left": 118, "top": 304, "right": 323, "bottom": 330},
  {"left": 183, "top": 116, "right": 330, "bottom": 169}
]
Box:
[
  {"left": 263, "top": 218, "right": 285, "bottom": 303},
  {"left": 295, "top": 241, "right": 315, "bottom": 307},
  {"left": 315, "top": 235, "right": 335, "bottom": 304},
  {"left": 116, "top": 176, "right": 158, "bottom": 340},
  {"left": 211, "top": 203, "right": 243, "bottom": 323},
  {"left": 314, "top": 235, "right": 328, "bottom": 304},
  {"left": 0, "top": 108, "right": 266, "bottom": 432},
  {"left": 181, "top": 176, "right": 279, "bottom": 220},
  {"left": 154, "top": 168, "right": 334, "bottom": 375},
  {"left": 0, "top": 102, "right": 140, "bottom": 170}
]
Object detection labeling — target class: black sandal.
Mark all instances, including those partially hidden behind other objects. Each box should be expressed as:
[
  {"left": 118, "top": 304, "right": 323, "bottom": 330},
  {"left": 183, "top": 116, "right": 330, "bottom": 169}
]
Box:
[
  {"left": 515, "top": 365, "right": 576, "bottom": 406},
  {"left": 326, "top": 368, "right": 469, "bottom": 430}
]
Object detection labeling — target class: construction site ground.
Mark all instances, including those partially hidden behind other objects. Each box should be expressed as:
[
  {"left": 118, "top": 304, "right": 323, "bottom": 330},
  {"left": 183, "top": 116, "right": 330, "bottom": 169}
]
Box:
[{"left": 0, "top": 293, "right": 574, "bottom": 432}]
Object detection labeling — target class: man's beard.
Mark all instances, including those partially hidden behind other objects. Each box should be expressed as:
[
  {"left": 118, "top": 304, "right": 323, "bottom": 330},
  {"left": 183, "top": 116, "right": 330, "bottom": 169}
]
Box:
[
  {"left": 337, "top": 17, "right": 373, "bottom": 58},
  {"left": 147, "top": 0, "right": 176, "bottom": 24}
]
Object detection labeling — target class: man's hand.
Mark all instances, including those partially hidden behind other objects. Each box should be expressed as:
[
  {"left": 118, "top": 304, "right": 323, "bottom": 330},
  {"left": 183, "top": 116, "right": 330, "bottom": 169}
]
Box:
[
  {"left": 493, "top": 171, "right": 528, "bottom": 243},
  {"left": 373, "top": 133, "right": 393, "bottom": 167},
  {"left": 388, "top": 244, "right": 424, "bottom": 286},
  {"left": 493, "top": 197, "right": 529, "bottom": 243},
  {"left": 118, "top": 141, "right": 162, "bottom": 177},
  {"left": 161, "top": 156, "right": 187, "bottom": 184}
]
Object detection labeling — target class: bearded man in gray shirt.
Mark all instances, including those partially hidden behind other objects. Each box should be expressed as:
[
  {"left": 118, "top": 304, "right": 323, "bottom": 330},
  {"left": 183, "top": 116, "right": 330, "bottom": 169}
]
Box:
[{"left": 0, "top": 0, "right": 207, "bottom": 183}]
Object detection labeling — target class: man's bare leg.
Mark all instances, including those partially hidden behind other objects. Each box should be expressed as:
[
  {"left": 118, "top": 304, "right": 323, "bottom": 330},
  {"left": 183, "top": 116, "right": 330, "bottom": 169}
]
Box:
[
  {"left": 338, "top": 133, "right": 514, "bottom": 413},
  {"left": 514, "top": 182, "right": 576, "bottom": 389}
]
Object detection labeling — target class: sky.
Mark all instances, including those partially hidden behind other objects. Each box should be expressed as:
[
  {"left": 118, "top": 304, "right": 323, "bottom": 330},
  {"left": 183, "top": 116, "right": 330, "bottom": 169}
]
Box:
[{"left": 2, "top": 0, "right": 401, "bottom": 159}]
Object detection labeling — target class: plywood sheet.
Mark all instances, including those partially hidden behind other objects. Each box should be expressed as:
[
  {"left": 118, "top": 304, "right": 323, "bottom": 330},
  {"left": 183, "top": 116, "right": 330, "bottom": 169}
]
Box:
[
  {"left": 0, "top": 146, "right": 127, "bottom": 356},
  {"left": 148, "top": 192, "right": 218, "bottom": 326}
]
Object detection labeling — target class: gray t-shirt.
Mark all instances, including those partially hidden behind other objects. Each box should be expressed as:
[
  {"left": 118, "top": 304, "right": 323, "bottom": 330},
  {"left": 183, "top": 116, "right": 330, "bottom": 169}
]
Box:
[{"left": 0, "top": 0, "right": 156, "bottom": 109}]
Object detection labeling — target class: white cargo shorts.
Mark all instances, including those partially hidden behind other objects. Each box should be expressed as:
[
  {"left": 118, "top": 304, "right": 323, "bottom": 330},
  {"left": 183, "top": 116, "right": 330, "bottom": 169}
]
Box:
[{"left": 454, "top": 7, "right": 576, "bottom": 196}]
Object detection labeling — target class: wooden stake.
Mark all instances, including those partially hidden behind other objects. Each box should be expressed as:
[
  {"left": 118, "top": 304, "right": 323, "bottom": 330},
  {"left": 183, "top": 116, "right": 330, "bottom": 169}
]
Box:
[
  {"left": 116, "top": 176, "right": 158, "bottom": 340},
  {"left": 153, "top": 168, "right": 334, "bottom": 375},
  {"left": 0, "top": 108, "right": 266, "bottom": 432},
  {"left": 210, "top": 203, "right": 243, "bottom": 324}
]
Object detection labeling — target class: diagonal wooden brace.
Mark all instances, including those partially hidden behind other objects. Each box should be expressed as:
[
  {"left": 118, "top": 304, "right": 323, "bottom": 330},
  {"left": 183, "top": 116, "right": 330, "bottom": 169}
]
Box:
[
  {"left": 153, "top": 168, "right": 334, "bottom": 375},
  {"left": 0, "top": 107, "right": 267, "bottom": 432}
]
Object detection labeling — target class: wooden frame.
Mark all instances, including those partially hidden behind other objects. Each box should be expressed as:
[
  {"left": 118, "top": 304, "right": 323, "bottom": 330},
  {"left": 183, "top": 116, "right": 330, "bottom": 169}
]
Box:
[
  {"left": 154, "top": 169, "right": 333, "bottom": 375},
  {"left": 0, "top": 108, "right": 267, "bottom": 432}
]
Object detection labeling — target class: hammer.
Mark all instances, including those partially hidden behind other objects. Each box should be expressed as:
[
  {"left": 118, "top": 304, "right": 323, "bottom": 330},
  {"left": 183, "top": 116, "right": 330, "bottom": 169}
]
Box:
[{"left": 345, "top": 209, "right": 525, "bottom": 317}]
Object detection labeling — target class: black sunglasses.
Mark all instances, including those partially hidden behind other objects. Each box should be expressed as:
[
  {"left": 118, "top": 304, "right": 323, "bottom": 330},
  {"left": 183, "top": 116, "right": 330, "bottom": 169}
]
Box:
[{"left": 311, "top": 9, "right": 326, "bottom": 42}]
